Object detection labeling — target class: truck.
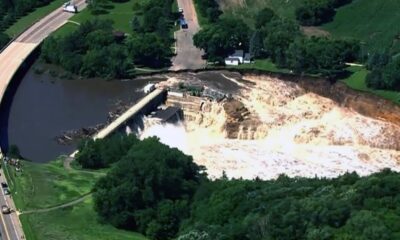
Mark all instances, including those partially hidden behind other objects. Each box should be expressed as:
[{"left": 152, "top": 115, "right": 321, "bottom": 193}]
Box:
[{"left": 63, "top": 1, "right": 78, "bottom": 13}]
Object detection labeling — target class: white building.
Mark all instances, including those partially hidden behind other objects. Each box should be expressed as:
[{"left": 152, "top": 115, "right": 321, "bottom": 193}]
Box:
[
  {"left": 225, "top": 50, "right": 251, "bottom": 65},
  {"left": 225, "top": 57, "right": 240, "bottom": 66}
]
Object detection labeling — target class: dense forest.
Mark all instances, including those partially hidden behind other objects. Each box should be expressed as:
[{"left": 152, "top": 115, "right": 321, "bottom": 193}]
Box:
[
  {"left": 0, "top": 0, "right": 54, "bottom": 31},
  {"left": 194, "top": 6, "right": 359, "bottom": 78},
  {"left": 41, "top": 0, "right": 176, "bottom": 78},
  {"left": 76, "top": 135, "right": 400, "bottom": 240},
  {"left": 194, "top": 0, "right": 221, "bottom": 23},
  {"left": 0, "top": 32, "right": 10, "bottom": 49},
  {"left": 295, "top": 0, "right": 352, "bottom": 26},
  {"left": 366, "top": 52, "right": 400, "bottom": 91}
]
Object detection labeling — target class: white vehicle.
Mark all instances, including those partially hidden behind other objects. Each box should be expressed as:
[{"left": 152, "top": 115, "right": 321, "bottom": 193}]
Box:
[
  {"left": 143, "top": 83, "right": 156, "bottom": 94},
  {"left": 178, "top": 7, "right": 183, "bottom": 13},
  {"left": 63, "top": 1, "right": 78, "bottom": 13}
]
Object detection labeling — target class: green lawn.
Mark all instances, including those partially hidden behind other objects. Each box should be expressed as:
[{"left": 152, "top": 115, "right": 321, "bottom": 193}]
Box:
[
  {"left": 52, "top": 22, "right": 79, "bottom": 37},
  {"left": 226, "top": 58, "right": 290, "bottom": 73},
  {"left": 6, "top": 158, "right": 104, "bottom": 211},
  {"left": 342, "top": 66, "right": 400, "bottom": 104},
  {"left": 220, "top": 0, "right": 300, "bottom": 26},
  {"left": 322, "top": 0, "right": 400, "bottom": 55},
  {"left": 4, "top": 158, "right": 147, "bottom": 240},
  {"left": 70, "top": 0, "right": 145, "bottom": 34},
  {"left": 20, "top": 197, "right": 147, "bottom": 240},
  {"left": 5, "top": 0, "right": 66, "bottom": 37}
]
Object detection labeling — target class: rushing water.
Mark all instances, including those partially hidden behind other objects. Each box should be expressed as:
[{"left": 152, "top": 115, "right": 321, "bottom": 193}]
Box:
[{"left": 2, "top": 66, "right": 162, "bottom": 162}]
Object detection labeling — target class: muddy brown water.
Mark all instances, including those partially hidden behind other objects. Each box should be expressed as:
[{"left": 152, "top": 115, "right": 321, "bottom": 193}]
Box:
[{"left": 2, "top": 67, "right": 163, "bottom": 162}]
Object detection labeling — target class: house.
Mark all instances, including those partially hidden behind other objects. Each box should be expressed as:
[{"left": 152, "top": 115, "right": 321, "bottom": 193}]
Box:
[
  {"left": 225, "top": 57, "right": 240, "bottom": 66},
  {"left": 225, "top": 50, "right": 251, "bottom": 65},
  {"left": 244, "top": 53, "right": 252, "bottom": 64}
]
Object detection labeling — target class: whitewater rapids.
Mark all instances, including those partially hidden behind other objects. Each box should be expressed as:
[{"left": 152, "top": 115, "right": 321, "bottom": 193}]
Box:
[{"left": 138, "top": 74, "right": 400, "bottom": 180}]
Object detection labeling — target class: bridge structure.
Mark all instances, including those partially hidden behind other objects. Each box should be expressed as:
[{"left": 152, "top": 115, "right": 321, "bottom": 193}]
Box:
[
  {"left": 0, "top": 1, "right": 86, "bottom": 239},
  {"left": 69, "top": 88, "right": 167, "bottom": 158},
  {"left": 0, "top": 0, "right": 87, "bottom": 106}
]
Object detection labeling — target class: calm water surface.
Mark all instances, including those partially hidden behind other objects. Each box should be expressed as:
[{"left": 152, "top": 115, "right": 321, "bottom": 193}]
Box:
[{"left": 5, "top": 68, "right": 161, "bottom": 162}]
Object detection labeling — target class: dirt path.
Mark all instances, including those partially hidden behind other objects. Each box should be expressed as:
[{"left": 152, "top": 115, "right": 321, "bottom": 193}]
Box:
[
  {"left": 170, "top": 0, "right": 205, "bottom": 70},
  {"left": 20, "top": 193, "right": 92, "bottom": 215}
]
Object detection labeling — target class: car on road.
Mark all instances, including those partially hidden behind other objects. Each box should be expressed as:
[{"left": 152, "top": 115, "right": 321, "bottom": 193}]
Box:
[
  {"left": 3, "top": 189, "right": 10, "bottom": 195},
  {"left": 1, "top": 182, "right": 7, "bottom": 189},
  {"left": 178, "top": 7, "right": 183, "bottom": 13},
  {"left": 1, "top": 205, "right": 10, "bottom": 214}
]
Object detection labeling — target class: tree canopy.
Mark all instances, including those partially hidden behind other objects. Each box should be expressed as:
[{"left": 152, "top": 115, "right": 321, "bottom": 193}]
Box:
[
  {"left": 193, "top": 18, "right": 249, "bottom": 63},
  {"left": 80, "top": 135, "right": 400, "bottom": 240},
  {"left": 93, "top": 137, "right": 205, "bottom": 239}
]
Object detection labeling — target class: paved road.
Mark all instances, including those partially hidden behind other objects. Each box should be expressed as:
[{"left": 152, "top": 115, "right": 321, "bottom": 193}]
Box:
[
  {"left": 0, "top": 167, "right": 23, "bottom": 240},
  {"left": 170, "top": 0, "right": 205, "bottom": 70},
  {"left": 0, "top": 2, "right": 87, "bottom": 239},
  {"left": 0, "top": 0, "right": 87, "bottom": 105}
]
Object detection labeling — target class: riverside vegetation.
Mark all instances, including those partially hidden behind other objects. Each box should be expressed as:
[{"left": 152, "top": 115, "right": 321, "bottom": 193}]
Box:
[
  {"left": 195, "top": 0, "right": 400, "bottom": 96},
  {"left": 73, "top": 134, "right": 400, "bottom": 240},
  {"left": 41, "top": 0, "right": 177, "bottom": 78}
]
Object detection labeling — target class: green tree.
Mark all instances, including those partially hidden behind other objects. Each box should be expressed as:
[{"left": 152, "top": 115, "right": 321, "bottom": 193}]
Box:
[
  {"left": 255, "top": 7, "right": 275, "bottom": 29},
  {"left": 93, "top": 137, "right": 205, "bottom": 236},
  {"left": 249, "top": 30, "right": 264, "bottom": 58},
  {"left": 194, "top": 18, "right": 249, "bottom": 63}
]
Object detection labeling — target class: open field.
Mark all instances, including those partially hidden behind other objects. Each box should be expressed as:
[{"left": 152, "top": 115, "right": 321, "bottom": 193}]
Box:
[
  {"left": 5, "top": 159, "right": 147, "bottom": 240},
  {"left": 323, "top": 0, "right": 400, "bottom": 55},
  {"left": 5, "top": 0, "right": 66, "bottom": 37},
  {"left": 218, "top": 0, "right": 299, "bottom": 23},
  {"left": 70, "top": 0, "right": 147, "bottom": 34},
  {"left": 220, "top": 0, "right": 400, "bottom": 56},
  {"left": 342, "top": 66, "right": 400, "bottom": 105},
  {"left": 6, "top": 159, "right": 104, "bottom": 211},
  {"left": 20, "top": 198, "right": 147, "bottom": 240}
]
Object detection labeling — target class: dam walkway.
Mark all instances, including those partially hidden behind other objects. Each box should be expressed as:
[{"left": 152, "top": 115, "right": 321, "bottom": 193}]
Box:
[{"left": 68, "top": 88, "right": 166, "bottom": 160}]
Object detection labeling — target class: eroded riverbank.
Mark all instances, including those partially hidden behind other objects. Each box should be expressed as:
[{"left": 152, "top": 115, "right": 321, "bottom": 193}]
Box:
[{"left": 141, "top": 71, "right": 400, "bottom": 179}]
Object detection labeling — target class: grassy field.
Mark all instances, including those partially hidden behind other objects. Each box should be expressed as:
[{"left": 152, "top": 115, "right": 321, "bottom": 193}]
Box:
[
  {"left": 342, "top": 66, "right": 400, "bottom": 104},
  {"left": 322, "top": 0, "right": 400, "bottom": 55},
  {"left": 220, "top": 0, "right": 400, "bottom": 56},
  {"left": 20, "top": 197, "right": 147, "bottom": 240},
  {"left": 5, "top": 0, "right": 66, "bottom": 37},
  {"left": 5, "top": 159, "right": 147, "bottom": 240},
  {"left": 70, "top": 0, "right": 149, "bottom": 34},
  {"left": 227, "top": 58, "right": 285, "bottom": 73},
  {"left": 6, "top": 158, "right": 104, "bottom": 211},
  {"left": 52, "top": 22, "right": 79, "bottom": 37}
]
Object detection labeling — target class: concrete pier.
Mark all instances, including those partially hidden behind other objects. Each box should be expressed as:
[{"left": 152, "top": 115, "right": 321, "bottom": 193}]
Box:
[
  {"left": 94, "top": 88, "right": 166, "bottom": 139},
  {"left": 69, "top": 88, "right": 166, "bottom": 157}
]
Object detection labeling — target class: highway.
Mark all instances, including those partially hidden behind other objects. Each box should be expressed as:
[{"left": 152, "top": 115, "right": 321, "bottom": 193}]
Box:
[
  {"left": 0, "top": 1, "right": 87, "bottom": 239},
  {"left": 0, "top": 0, "right": 87, "bottom": 105}
]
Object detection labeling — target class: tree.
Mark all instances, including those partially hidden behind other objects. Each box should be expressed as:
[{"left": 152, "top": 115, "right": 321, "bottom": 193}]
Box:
[
  {"left": 255, "top": 7, "right": 275, "bottom": 29},
  {"left": 295, "top": 0, "right": 335, "bottom": 26},
  {"left": 131, "top": 16, "right": 142, "bottom": 33},
  {"left": 0, "top": 32, "right": 10, "bottom": 49},
  {"left": 127, "top": 33, "right": 172, "bottom": 67},
  {"left": 93, "top": 137, "right": 205, "bottom": 237},
  {"left": 194, "top": 18, "right": 249, "bottom": 63},
  {"left": 263, "top": 18, "right": 301, "bottom": 66},
  {"left": 8, "top": 144, "right": 22, "bottom": 159},
  {"left": 249, "top": 31, "right": 264, "bottom": 58}
]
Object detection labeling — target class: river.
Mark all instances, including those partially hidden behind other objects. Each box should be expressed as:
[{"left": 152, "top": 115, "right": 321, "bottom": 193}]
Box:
[{"left": 2, "top": 65, "right": 162, "bottom": 162}]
